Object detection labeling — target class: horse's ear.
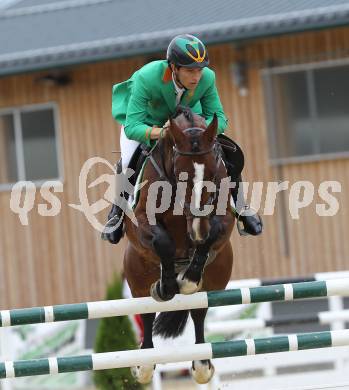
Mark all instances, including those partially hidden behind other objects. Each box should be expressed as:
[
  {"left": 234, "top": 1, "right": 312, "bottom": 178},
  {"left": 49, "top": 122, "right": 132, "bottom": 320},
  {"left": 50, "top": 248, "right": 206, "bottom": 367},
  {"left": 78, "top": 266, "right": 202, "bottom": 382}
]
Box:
[
  {"left": 169, "top": 117, "right": 186, "bottom": 145},
  {"left": 206, "top": 113, "right": 218, "bottom": 143}
]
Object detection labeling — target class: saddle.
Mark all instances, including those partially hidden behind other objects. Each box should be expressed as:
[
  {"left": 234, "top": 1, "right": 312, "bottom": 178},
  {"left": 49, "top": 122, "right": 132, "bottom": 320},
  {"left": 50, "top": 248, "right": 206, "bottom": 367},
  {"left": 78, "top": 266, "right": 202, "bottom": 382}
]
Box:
[
  {"left": 127, "top": 134, "right": 244, "bottom": 207},
  {"left": 127, "top": 144, "right": 151, "bottom": 187},
  {"left": 125, "top": 144, "right": 151, "bottom": 208}
]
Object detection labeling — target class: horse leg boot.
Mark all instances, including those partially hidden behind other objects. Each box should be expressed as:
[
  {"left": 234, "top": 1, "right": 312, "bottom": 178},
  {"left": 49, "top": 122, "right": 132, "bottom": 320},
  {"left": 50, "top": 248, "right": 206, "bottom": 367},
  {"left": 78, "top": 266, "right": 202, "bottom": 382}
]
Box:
[
  {"left": 149, "top": 225, "right": 179, "bottom": 302},
  {"left": 190, "top": 308, "right": 215, "bottom": 384},
  {"left": 131, "top": 312, "right": 156, "bottom": 384},
  {"left": 178, "top": 216, "right": 224, "bottom": 294}
]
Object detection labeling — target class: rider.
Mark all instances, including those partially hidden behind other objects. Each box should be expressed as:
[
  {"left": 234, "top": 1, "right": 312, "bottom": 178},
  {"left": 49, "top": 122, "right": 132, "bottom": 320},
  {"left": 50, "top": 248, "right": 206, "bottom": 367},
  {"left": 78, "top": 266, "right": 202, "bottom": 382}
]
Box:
[{"left": 102, "top": 34, "right": 263, "bottom": 244}]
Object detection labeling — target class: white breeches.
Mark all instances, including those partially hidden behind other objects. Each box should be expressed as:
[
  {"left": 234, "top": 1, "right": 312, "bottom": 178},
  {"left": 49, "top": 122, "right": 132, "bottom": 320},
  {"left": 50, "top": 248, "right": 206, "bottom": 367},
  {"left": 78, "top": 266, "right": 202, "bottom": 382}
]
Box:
[{"left": 120, "top": 125, "right": 140, "bottom": 170}]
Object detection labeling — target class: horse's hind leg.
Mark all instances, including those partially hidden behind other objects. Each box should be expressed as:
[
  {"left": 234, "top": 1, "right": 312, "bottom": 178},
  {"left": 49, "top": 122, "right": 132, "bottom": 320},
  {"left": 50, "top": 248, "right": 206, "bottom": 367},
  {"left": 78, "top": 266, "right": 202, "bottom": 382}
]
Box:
[
  {"left": 131, "top": 312, "right": 156, "bottom": 384},
  {"left": 190, "top": 308, "right": 215, "bottom": 384}
]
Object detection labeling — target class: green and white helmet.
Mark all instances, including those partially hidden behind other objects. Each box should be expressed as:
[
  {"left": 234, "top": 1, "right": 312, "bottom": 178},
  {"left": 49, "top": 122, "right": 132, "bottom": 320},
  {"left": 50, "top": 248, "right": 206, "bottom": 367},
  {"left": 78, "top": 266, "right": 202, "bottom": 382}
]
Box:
[{"left": 167, "top": 34, "right": 209, "bottom": 68}]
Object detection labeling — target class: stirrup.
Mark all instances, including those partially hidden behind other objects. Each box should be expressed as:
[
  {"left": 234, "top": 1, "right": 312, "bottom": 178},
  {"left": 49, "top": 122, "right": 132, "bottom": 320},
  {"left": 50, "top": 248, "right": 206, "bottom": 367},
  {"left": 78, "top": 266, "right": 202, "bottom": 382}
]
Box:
[
  {"left": 235, "top": 205, "right": 261, "bottom": 236},
  {"left": 101, "top": 212, "right": 124, "bottom": 240}
]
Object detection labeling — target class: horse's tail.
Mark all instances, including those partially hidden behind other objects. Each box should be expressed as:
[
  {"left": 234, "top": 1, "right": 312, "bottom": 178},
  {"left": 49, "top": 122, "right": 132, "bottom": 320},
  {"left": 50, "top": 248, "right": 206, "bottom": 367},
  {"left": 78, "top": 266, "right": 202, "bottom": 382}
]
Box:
[{"left": 153, "top": 310, "right": 189, "bottom": 338}]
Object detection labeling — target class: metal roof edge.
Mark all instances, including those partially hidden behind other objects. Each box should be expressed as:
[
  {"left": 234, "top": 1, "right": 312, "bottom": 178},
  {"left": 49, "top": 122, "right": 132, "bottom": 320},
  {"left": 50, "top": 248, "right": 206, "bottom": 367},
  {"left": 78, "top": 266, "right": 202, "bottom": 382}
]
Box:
[
  {"left": 1, "top": 6, "right": 349, "bottom": 76},
  {"left": 3, "top": 4, "right": 349, "bottom": 63},
  {"left": 0, "top": 0, "right": 112, "bottom": 19}
]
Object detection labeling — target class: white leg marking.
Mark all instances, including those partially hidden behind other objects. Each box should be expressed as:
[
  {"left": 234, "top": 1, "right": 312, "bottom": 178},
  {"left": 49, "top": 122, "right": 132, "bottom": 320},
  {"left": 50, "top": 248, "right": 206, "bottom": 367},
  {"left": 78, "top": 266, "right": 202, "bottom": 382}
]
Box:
[
  {"left": 177, "top": 269, "right": 203, "bottom": 294},
  {"left": 192, "top": 218, "right": 202, "bottom": 241},
  {"left": 192, "top": 162, "right": 205, "bottom": 241}
]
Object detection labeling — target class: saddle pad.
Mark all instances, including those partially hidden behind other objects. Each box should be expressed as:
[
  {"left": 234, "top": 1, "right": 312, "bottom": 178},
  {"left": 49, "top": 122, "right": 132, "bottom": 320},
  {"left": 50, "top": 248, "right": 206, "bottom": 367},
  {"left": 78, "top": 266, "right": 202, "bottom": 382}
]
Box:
[{"left": 131, "top": 158, "right": 147, "bottom": 209}]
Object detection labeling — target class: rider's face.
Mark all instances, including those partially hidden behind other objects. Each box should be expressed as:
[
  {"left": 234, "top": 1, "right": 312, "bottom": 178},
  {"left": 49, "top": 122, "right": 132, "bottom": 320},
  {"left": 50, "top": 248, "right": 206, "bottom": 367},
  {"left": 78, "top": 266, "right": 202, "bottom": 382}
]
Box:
[{"left": 173, "top": 66, "right": 203, "bottom": 90}]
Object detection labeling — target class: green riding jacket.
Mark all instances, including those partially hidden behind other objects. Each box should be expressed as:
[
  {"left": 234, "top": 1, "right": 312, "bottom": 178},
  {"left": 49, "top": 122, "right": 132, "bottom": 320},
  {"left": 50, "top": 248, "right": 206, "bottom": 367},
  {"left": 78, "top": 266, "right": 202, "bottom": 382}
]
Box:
[{"left": 112, "top": 60, "right": 228, "bottom": 146}]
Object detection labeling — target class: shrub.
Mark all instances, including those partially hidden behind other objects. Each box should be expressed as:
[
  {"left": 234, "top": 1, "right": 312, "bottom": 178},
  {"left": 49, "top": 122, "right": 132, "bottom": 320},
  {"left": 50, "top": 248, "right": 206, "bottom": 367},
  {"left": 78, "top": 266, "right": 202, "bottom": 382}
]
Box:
[{"left": 94, "top": 274, "right": 143, "bottom": 389}]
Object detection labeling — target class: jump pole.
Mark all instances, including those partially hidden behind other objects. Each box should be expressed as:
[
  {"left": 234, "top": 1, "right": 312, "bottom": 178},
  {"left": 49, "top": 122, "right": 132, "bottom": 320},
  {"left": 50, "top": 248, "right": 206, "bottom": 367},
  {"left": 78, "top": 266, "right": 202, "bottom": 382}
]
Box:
[
  {"left": 1, "top": 329, "right": 349, "bottom": 379},
  {"left": 1, "top": 278, "right": 349, "bottom": 327}
]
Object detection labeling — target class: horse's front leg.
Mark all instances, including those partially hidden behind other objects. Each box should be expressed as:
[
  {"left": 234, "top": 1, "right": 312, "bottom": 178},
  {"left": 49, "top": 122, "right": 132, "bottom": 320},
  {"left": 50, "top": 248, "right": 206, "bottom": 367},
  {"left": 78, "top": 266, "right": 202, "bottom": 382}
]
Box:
[
  {"left": 135, "top": 210, "right": 178, "bottom": 301},
  {"left": 190, "top": 308, "right": 215, "bottom": 384},
  {"left": 178, "top": 216, "right": 224, "bottom": 294},
  {"left": 148, "top": 224, "right": 178, "bottom": 302}
]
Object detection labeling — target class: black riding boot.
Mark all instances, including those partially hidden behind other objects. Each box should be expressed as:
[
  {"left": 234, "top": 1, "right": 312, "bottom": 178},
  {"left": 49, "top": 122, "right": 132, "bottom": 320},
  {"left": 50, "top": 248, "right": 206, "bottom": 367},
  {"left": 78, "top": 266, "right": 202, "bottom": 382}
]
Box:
[
  {"left": 218, "top": 134, "right": 263, "bottom": 236},
  {"left": 101, "top": 159, "right": 126, "bottom": 244},
  {"left": 230, "top": 174, "right": 263, "bottom": 236},
  {"left": 101, "top": 144, "right": 149, "bottom": 244}
]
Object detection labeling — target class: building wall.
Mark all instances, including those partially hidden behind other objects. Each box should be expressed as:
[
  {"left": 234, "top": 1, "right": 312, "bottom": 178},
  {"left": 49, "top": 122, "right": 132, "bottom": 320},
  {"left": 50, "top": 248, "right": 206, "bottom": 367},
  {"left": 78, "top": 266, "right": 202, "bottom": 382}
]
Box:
[
  {"left": 0, "top": 26, "right": 348, "bottom": 309},
  {"left": 213, "top": 26, "right": 349, "bottom": 279}
]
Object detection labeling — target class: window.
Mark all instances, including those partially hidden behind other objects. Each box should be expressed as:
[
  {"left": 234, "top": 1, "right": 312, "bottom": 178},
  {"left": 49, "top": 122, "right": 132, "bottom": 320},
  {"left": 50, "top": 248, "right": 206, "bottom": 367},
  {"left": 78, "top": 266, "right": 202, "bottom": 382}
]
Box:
[
  {"left": 0, "top": 104, "right": 61, "bottom": 188},
  {"left": 263, "top": 61, "right": 349, "bottom": 164}
]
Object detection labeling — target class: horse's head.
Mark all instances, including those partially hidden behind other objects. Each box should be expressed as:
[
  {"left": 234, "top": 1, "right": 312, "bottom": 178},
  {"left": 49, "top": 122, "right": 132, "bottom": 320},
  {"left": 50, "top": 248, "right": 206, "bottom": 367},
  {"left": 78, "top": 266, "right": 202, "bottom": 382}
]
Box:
[{"left": 168, "top": 106, "right": 221, "bottom": 244}]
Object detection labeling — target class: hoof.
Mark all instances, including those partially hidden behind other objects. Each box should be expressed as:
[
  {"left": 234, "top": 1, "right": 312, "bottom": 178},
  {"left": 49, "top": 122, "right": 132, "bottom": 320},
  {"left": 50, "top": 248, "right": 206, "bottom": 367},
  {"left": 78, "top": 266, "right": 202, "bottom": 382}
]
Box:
[
  {"left": 191, "top": 360, "right": 215, "bottom": 384},
  {"left": 177, "top": 271, "right": 203, "bottom": 295},
  {"left": 150, "top": 280, "right": 177, "bottom": 302},
  {"left": 130, "top": 364, "right": 155, "bottom": 384}
]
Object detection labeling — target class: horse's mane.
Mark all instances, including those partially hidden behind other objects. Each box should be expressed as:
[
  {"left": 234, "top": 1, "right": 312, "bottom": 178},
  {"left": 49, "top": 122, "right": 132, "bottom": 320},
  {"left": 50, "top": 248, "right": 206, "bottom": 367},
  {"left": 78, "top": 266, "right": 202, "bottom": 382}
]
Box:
[{"left": 171, "top": 105, "right": 195, "bottom": 127}]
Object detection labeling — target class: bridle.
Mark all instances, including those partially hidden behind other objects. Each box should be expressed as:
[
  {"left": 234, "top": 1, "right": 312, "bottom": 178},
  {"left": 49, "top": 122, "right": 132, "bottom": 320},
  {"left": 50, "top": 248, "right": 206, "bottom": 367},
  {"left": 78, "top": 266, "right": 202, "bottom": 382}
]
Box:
[
  {"left": 143, "top": 126, "right": 223, "bottom": 219},
  {"left": 172, "top": 127, "right": 222, "bottom": 219}
]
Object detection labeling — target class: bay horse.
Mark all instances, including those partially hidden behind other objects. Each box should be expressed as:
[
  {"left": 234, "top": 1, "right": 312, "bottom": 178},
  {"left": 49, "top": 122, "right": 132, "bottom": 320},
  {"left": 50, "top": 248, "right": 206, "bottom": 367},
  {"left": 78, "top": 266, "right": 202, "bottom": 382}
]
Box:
[{"left": 123, "top": 106, "right": 234, "bottom": 384}]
